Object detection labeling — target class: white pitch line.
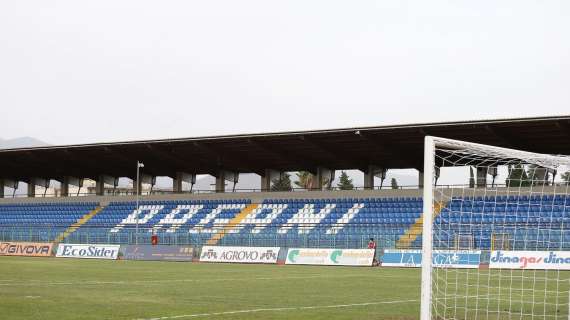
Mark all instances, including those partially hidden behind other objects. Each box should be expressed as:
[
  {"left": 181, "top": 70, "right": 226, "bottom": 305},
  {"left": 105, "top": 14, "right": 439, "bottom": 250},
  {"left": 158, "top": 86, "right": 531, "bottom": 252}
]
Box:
[
  {"left": 0, "top": 273, "right": 415, "bottom": 287},
  {"left": 134, "top": 299, "right": 419, "bottom": 320}
]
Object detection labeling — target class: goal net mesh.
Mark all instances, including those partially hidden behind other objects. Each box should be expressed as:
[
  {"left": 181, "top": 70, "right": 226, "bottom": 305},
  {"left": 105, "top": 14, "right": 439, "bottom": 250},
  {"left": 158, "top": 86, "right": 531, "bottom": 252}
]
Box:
[{"left": 426, "top": 137, "right": 570, "bottom": 320}]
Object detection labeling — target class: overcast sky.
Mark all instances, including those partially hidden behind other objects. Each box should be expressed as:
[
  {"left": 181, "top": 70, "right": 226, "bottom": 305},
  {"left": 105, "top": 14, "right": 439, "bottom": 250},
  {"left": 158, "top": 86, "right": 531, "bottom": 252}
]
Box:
[{"left": 1, "top": 1, "right": 569, "bottom": 146}]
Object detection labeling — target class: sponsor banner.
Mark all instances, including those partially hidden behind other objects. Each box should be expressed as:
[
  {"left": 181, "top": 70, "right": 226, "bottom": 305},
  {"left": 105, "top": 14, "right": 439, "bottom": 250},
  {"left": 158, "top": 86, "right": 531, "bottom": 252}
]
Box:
[
  {"left": 433, "top": 250, "right": 481, "bottom": 269},
  {"left": 56, "top": 244, "right": 120, "bottom": 260},
  {"left": 120, "top": 245, "right": 193, "bottom": 262},
  {"left": 200, "top": 246, "right": 279, "bottom": 264},
  {"left": 285, "top": 248, "right": 374, "bottom": 266},
  {"left": 490, "top": 251, "right": 570, "bottom": 270},
  {"left": 0, "top": 242, "right": 53, "bottom": 257},
  {"left": 381, "top": 249, "right": 481, "bottom": 269},
  {"left": 382, "top": 249, "right": 421, "bottom": 267}
]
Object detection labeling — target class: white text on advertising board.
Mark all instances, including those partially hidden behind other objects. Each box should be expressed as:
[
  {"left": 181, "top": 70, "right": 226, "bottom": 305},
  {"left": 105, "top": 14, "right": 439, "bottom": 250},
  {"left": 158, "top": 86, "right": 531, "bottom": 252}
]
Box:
[
  {"left": 285, "top": 248, "right": 374, "bottom": 266},
  {"left": 381, "top": 249, "right": 481, "bottom": 268}
]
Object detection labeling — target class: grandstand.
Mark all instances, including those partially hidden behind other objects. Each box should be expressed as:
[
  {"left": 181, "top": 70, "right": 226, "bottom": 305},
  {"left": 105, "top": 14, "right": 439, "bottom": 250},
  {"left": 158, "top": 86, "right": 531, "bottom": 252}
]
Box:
[
  {"left": 1, "top": 189, "right": 568, "bottom": 252},
  {"left": 0, "top": 194, "right": 422, "bottom": 250},
  {"left": 1, "top": 116, "right": 570, "bottom": 320}
]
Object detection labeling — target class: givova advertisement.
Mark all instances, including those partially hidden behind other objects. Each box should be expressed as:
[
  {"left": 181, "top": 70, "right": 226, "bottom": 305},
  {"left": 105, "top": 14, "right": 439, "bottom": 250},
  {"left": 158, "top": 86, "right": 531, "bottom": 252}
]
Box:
[
  {"left": 56, "top": 244, "right": 120, "bottom": 260},
  {"left": 490, "top": 251, "right": 570, "bottom": 270},
  {"left": 381, "top": 249, "right": 481, "bottom": 268},
  {"left": 199, "top": 246, "right": 279, "bottom": 264},
  {"left": 285, "top": 248, "right": 374, "bottom": 266},
  {"left": 0, "top": 242, "right": 53, "bottom": 257}
]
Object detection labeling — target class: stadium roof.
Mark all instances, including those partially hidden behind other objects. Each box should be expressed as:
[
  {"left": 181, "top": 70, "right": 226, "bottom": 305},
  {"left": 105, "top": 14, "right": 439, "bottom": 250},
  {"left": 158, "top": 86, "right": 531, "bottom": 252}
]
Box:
[{"left": 1, "top": 115, "right": 570, "bottom": 181}]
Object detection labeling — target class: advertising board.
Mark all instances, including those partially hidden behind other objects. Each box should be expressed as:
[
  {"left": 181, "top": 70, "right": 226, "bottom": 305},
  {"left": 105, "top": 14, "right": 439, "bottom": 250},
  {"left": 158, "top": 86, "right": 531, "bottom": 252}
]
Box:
[
  {"left": 120, "top": 245, "right": 193, "bottom": 261},
  {"left": 381, "top": 249, "right": 481, "bottom": 269},
  {"left": 490, "top": 251, "right": 570, "bottom": 270},
  {"left": 0, "top": 242, "right": 53, "bottom": 257},
  {"left": 199, "top": 246, "right": 279, "bottom": 264},
  {"left": 285, "top": 248, "right": 374, "bottom": 266},
  {"left": 56, "top": 244, "right": 120, "bottom": 260}
]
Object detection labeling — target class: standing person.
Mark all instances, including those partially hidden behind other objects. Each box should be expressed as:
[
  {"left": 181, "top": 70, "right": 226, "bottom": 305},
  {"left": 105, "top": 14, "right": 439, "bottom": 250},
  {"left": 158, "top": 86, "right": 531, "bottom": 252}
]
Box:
[
  {"left": 368, "top": 238, "right": 378, "bottom": 266},
  {"left": 368, "top": 237, "right": 377, "bottom": 250}
]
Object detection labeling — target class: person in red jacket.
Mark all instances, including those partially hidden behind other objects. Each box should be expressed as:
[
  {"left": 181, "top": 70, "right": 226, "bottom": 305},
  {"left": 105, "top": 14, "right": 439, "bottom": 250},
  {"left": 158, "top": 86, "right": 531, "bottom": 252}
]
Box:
[
  {"left": 368, "top": 238, "right": 377, "bottom": 250},
  {"left": 368, "top": 238, "right": 378, "bottom": 266}
]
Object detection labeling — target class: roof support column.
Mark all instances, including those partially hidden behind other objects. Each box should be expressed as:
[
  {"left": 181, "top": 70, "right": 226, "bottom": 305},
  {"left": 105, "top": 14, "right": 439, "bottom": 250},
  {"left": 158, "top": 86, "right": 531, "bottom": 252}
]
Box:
[
  {"left": 215, "top": 171, "right": 239, "bottom": 193},
  {"left": 27, "top": 182, "right": 36, "bottom": 197},
  {"left": 61, "top": 178, "right": 69, "bottom": 197},
  {"left": 530, "top": 166, "right": 549, "bottom": 186},
  {"left": 260, "top": 169, "right": 279, "bottom": 192},
  {"left": 2, "top": 179, "right": 17, "bottom": 198},
  {"left": 95, "top": 177, "right": 104, "bottom": 196},
  {"left": 140, "top": 174, "right": 156, "bottom": 195},
  {"left": 96, "top": 175, "right": 118, "bottom": 196},
  {"left": 60, "top": 176, "right": 83, "bottom": 197},
  {"left": 27, "top": 178, "right": 48, "bottom": 197},
  {"left": 363, "top": 166, "right": 375, "bottom": 190},
  {"left": 363, "top": 166, "right": 386, "bottom": 190},
  {"left": 173, "top": 172, "right": 196, "bottom": 193},
  {"left": 217, "top": 171, "right": 240, "bottom": 193},
  {"left": 173, "top": 172, "right": 183, "bottom": 193},
  {"left": 215, "top": 171, "right": 226, "bottom": 193},
  {"left": 314, "top": 167, "right": 334, "bottom": 191},
  {"left": 476, "top": 167, "right": 487, "bottom": 188},
  {"left": 0, "top": 179, "right": 4, "bottom": 198},
  {"left": 418, "top": 170, "right": 424, "bottom": 189}
]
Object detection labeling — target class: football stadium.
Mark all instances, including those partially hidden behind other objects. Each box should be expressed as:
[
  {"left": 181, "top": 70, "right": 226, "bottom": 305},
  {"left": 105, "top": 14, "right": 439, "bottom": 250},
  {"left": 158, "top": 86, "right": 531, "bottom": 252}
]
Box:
[
  {"left": 2, "top": 2, "right": 570, "bottom": 319},
  {"left": 1, "top": 116, "right": 570, "bottom": 319}
]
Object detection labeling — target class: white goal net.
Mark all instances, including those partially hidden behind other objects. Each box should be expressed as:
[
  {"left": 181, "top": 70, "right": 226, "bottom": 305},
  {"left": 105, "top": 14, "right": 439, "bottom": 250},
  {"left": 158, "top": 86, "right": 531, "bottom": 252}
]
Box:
[{"left": 421, "top": 136, "right": 570, "bottom": 320}]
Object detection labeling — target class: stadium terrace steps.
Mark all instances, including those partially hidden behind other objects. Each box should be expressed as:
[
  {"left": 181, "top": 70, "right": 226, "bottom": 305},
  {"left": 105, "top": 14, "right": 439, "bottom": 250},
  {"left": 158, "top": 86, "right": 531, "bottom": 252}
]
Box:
[
  {"left": 396, "top": 201, "right": 446, "bottom": 249},
  {"left": 206, "top": 203, "right": 258, "bottom": 245},
  {"left": 54, "top": 206, "right": 104, "bottom": 243}
]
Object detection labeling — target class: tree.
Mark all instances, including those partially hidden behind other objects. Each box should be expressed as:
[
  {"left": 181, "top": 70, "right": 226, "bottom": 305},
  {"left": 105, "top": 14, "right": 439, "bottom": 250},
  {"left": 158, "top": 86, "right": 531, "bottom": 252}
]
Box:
[
  {"left": 506, "top": 164, "right": 532, "bottom": 187},
  {"left": 295, "top": 171, "right": 314, "bottom": 190},
  {"left": 337, "top": 171, "right": 354, "bottom": 190},
  {"left": 562, "top": 171, "right": 570, "bottom": 185},
  {"left": 271, "top": 173, "right": 292, "bottom": 191},
  {"left": 390, "top": 178, "right": 399, "bottom": 189}
]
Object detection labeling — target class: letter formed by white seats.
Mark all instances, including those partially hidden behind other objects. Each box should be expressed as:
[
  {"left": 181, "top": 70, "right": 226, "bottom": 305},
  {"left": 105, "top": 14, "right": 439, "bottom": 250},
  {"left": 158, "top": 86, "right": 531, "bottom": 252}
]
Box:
[
  {"left": 326, "top": 203, "right": 364, "bottom": 234},
  {"left": 189, "top": 203, "right": 246, "bottom": 234},
  {"left": 277, "top": 203, "right": 336, "bottom": 234},
  {"left": 155, "top": 204, "right": 204, "bottom": 233},
  {"left": 234, "top": 204, "right": 288, "bottom": 234},
  {"left": 110, "top": 205, "right": 165, "bottom": 232}
]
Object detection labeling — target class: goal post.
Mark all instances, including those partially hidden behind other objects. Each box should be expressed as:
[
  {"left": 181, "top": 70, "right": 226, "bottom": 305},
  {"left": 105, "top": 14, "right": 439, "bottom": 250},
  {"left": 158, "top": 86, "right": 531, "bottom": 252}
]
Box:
[
  {"left": 420, "top": 136, "right": 570, "bottom": 320},
  {"left": 421, "top": 135, "right": 435, "bottom": 320}
]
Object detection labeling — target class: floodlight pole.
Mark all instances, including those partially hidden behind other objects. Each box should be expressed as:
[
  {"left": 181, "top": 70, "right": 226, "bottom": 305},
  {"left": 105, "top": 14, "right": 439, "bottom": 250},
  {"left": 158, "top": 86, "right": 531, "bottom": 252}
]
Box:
[{"left": 135, "top": 161, "right": 144, "bottom": 245}]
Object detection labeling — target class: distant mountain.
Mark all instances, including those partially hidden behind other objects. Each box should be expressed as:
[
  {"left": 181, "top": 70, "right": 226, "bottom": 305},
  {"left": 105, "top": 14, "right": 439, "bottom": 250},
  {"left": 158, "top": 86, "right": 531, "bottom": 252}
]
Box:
[{"left": 0, "top": 137, "right": 50, "bottom": 149}]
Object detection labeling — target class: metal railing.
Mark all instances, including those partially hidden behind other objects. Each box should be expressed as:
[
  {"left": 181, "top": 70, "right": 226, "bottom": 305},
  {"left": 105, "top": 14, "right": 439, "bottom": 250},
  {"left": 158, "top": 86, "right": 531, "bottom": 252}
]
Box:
[{"left": 0, "top": 226, "right": 401, "bottom": 250}]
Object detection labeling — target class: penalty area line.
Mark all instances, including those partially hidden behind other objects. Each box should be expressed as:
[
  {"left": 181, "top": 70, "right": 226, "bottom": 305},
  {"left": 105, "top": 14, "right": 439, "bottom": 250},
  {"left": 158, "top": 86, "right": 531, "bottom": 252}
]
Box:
[{"left": 134, "top": 299, "right": 419, "bottom": 320}]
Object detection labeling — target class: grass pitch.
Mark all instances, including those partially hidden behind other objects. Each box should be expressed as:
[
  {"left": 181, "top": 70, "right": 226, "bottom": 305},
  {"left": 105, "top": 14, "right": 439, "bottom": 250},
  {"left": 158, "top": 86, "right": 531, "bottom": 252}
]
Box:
[
  {"left": 2, "top": 257, "right": 568, "bottom": 319},
  {"left": 0, "top": 257, "right": 420, "bottom": 320}
]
